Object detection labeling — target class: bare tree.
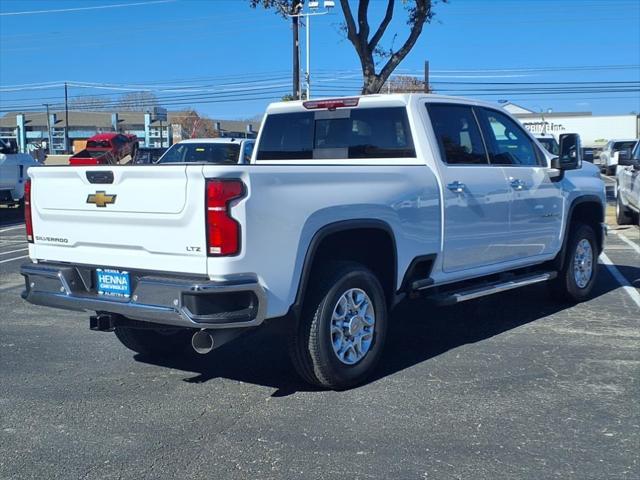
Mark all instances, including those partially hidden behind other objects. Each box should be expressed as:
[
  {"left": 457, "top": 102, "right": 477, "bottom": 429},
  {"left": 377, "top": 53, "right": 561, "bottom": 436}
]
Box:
[
  {"left": 340, "top": 1, "right": 442, "bottom": 94},
  {"left": 176, "top": 109, "right": 218, "bottom": 139},
  {"left": 116, "top": 91, "right": 160, "bottom": 111},
  {"left": 381, "top": 74, "right": 428, "bottom": 93},
  {"left": 68, "top": 95, "right": 109, "bottom": 111},
  {"left": 249, "top": 1, "right": 444, "bottom": 95}
]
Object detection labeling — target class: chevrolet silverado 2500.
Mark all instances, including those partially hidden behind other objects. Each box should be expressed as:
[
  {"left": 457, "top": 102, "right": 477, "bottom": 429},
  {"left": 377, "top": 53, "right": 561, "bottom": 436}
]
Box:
[{"left": 21, "top": 94, "right": 606, "bottom": 389}]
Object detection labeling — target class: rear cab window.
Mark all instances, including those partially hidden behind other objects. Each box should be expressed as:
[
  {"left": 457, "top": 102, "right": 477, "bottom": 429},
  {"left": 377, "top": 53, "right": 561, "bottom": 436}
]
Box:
[{"left": 256, "top": 107, "right": 415, "bottom": 160}]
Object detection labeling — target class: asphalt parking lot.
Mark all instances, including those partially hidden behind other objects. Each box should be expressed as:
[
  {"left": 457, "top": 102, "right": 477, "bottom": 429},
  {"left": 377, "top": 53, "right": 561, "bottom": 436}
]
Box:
[{"left": 1, "top": 199, "right": 638, "bottom": 480}]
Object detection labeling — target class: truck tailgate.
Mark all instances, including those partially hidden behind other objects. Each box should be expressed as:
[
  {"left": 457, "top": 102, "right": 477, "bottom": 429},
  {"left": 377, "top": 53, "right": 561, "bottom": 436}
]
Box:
[{"left": 28, "top": 165, "right": 208, "bottom": 275}]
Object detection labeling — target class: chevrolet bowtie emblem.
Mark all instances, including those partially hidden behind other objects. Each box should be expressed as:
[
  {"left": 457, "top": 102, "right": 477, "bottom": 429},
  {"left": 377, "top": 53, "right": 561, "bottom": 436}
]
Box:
[{"left": 87, "top": 191, "right": 117, "bottom": 208}]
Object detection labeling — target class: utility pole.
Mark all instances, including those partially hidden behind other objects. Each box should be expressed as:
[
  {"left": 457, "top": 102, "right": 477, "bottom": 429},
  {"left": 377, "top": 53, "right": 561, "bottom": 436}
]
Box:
[
  {"left": 64, "top": 82, "right": 70, "bottom": 153},
  {"left": 424, "top": 61, "right": 430, "bottom": 93},
  {"left": 43, "top": 103, "right": 52, "bottom": 152},
  {"left": 292, "top": 10, "right": 301, "bottom": 99}
]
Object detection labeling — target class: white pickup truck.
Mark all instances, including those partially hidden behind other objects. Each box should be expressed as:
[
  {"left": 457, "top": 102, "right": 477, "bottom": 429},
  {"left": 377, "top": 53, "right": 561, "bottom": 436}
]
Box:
[
  {"left": 616, "top": 141, "right": 640, "bottom": 225},
  {"left": 21, "top": 94, "right": 606, "bottom": 389},
  {"left": 0, "top": 141, "right": 39, "bottom": 207},
  {"left": 599, "top": 139, "right": 638, "bottom": 176}
]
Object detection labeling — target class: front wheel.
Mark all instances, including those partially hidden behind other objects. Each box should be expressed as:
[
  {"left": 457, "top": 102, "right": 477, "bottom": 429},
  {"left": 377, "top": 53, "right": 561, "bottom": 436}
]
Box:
[
  {"left": 114, "top": 326, "right": 192, "bottom": 357},
  {"left": 289, "top": 262, "right": 388, "bottom": 390},
  {"left": 550, "top": 224, "right": 598, "bottom": 303}
]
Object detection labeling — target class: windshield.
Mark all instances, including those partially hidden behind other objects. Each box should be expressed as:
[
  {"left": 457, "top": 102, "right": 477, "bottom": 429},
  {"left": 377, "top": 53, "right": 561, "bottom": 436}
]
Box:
[
  {"left": 613, "top": 141, "right": 636, "bottom": 151},
  {"left": 157, "top": 143, "right": 240, "bottom": 164},
  {"left": 536, "top": 137, "right": 559, "bottom": 155},
  {"left": 135, "top": 149, "right": 166, "bottom": 164}
]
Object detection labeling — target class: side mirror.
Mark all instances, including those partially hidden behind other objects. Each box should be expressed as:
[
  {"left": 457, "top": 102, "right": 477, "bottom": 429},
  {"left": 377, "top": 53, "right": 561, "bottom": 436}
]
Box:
[{"left": 552, "top": 133, "right": 582, "bottom": 170}]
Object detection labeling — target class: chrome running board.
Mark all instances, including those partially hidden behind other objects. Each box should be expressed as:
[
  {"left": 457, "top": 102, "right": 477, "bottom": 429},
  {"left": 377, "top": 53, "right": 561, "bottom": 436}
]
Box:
[{"left": 427, "top": 272, "right": 557, "bottom": 306}]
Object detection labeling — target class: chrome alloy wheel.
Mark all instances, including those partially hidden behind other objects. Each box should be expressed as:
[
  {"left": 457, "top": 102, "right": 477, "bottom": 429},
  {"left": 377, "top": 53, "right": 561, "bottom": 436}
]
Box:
[
  {"left": 573, "top": 238, "right": 594, "bottom": 289},
  {"left": 330, "top": 288, "right": 375, "bottom": 365}
]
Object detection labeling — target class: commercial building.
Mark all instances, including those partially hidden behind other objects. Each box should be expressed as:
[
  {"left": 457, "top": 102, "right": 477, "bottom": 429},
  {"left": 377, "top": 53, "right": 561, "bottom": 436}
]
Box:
[
  {"left": 0, "top": 110, "right": 260, "bottom": 155},
  {"left": 503, "top": 102, "right": 640, "bottom": 148}
]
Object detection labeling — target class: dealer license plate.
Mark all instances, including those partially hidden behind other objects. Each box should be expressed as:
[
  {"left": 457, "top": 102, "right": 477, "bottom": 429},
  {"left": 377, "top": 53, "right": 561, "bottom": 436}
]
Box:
[{"left": 96, "top": 269, "right": 131, "bottom": 298}]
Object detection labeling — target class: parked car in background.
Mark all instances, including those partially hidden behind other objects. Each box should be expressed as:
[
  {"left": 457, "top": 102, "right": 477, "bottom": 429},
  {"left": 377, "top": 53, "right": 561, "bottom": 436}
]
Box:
[
  {"left": 616, "top": 141, "right": 640, "bottom": 225},
  {"left": 157, "top": 138, "right": 255, "bottom": 164},
  {"left": 132, "top": 147, "right": 167, "bottom": 164},
  {"left": 599, "top": 139, "right": 638, "bottom": 175},
  {"left": 534, "top": 134, "right": 559, "bottom": 155},
  {"left": 69, "top": 133, "right": 138, "bottom": 166},
  {"left": 0, "top": 139, "right": 39, "bottom": 207}
]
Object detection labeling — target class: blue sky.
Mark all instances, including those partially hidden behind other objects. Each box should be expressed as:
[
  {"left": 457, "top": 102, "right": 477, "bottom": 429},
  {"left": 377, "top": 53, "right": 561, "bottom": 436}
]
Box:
[{"left": 0, "top": 0, "right": 638, "bottom": 119}]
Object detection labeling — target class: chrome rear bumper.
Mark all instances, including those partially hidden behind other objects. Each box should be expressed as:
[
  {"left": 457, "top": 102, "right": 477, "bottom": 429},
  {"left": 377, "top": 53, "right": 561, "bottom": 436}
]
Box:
[{"left": 20, "top": 262, "right": 267, "bottom": 329}]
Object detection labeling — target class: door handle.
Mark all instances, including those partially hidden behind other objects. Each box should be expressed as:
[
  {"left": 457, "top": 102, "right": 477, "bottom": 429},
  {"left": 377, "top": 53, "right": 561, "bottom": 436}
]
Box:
[
  {"left": 510, "top": 179, "right": 526, "bottom": 190},
  {"left": 447, "top": 181, "right": 466, "bottom": 193}
]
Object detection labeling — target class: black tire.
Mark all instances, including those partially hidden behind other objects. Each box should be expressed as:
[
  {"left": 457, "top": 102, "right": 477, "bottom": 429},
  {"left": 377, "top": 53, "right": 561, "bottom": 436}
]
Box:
[
  {"left": 550, "top": 223, "right": 598, "bottom": 303},
  {"left": 288, "top": 262, "right": 388, "bottom": 390},
  {"left": 616, "top": 189, "right": 633, "bottom": 225},
  {"left": 114, "top": 326, "right": 192, "bottom": 357},
  {"left": 607, "top": 166, "right": 615, "bottom": 176}
]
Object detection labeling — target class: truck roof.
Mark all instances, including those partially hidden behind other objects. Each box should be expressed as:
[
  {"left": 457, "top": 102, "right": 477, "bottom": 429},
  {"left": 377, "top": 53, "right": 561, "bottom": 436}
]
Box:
[
  {"left": 88, "top": 133, "right": 120, "bottom": 141},
  {"left": 177, "top": 138, "right": 253, "bottom": 144},
  {"left": 87, "top": 133, "right": 136, "bottom": 141},
  {"left": 265, "top": 93, "right": 508, "bottom": 114}
]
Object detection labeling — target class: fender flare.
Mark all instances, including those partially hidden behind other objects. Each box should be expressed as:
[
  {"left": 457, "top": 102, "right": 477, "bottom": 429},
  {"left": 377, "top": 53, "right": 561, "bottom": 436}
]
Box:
[
  {"left": 290, "top": 219, "right": 398, "bottom": 316},
  {"left": 556, "top": 195, "right": 605, "bottom": 270}
]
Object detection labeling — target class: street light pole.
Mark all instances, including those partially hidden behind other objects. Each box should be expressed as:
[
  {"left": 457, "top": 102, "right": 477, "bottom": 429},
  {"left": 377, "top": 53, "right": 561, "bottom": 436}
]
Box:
[
  {"left": 287, "top": 1, "right": 332, "bottom": 101},
  {"left": 64, "top": 82, "right": 70, "bottom": 153}
]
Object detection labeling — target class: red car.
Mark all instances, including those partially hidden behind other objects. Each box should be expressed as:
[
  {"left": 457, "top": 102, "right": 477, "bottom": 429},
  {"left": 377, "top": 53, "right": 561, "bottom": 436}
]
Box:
[{"left": 70, "top": 133, "right": 138, "bottom": 166}]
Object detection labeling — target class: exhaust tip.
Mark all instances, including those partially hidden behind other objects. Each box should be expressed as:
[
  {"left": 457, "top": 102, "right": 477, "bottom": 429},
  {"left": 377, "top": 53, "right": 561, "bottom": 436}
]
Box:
[{"left": 192, "top": 329, "right": 214, "bottom": 355}]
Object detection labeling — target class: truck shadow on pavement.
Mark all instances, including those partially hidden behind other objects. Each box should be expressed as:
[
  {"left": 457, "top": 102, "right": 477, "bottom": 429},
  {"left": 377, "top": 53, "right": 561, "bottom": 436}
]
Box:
[{"left": 134, "top": 266, "right": 628, "bottom": 396}]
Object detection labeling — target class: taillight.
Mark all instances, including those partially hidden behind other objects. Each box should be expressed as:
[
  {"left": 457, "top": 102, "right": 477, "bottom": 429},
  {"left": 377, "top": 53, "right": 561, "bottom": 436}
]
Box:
[
  {"left": 24, "top": 178, "right": 33, "bottom": 242},
  {"left": 303, "top": 97, "right": 359, "bottom": 110},
  {"left": 206, "top": 179, "right": 245, "bottom": 256}
]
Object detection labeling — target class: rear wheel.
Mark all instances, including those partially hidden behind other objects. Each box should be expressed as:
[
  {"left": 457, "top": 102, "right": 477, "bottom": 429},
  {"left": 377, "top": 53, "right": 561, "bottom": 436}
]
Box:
[
  {"left": 616, "top": 188, "right": 633, "bottom": 225},
  {"left": 114, "top": 326, "right": 192, "bottom": 356},
  {"left": 288, "top": 262, "right": 388, "bottom": 390},
  {"left": 606, "top": 166, "right": 616, "bottom": 176},
  {"left": 550, "top": 223, "right": 598, "bottom": 303}
]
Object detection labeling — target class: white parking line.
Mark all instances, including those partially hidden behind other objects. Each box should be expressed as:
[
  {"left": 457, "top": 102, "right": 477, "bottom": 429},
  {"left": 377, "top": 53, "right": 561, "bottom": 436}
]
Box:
[
  {"left": 0, "top": 255, "right": 28, "bottom": 264},
  {"left": 600, "top": 253, "right": 640, "bottom": 309},
  {"left": 0, "top": 225, "right": 24, "bottom": 233},
  {"left": 0, "top": 247, "right": 28, "bottom": 256},
  {"left": 617, "top": 232, "right": 640, "bottom": 255}
]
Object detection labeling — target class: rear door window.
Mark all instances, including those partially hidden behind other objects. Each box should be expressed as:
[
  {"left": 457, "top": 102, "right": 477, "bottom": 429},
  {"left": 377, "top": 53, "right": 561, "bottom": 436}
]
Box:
[
  {"left": 256, "top": 107, "right": 415, "bottom": 160},
  {"left": 426, "top": 103, "right": 488, "bottom": 165}
]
